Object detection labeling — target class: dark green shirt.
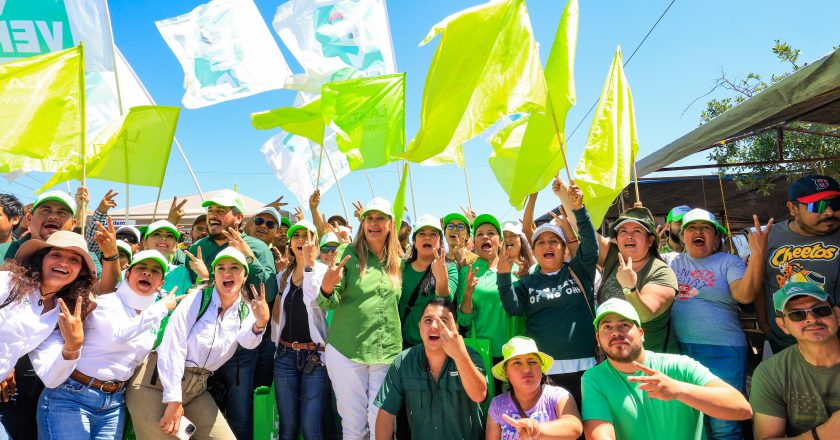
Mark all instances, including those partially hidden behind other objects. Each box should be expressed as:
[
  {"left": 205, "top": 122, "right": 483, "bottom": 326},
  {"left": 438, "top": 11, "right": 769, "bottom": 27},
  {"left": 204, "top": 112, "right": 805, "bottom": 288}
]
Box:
[
  {"left": 375, "top": 345, "right": 486, "bottom": 440},
  {"left": 187, "top": 233, "right": 278, "bottom": 303},
  {"left": 400, "top": 261, "right": 458, "bottom": 347},
  {"left": 1, "top": 234, "right": 103, "bottom": 277}
]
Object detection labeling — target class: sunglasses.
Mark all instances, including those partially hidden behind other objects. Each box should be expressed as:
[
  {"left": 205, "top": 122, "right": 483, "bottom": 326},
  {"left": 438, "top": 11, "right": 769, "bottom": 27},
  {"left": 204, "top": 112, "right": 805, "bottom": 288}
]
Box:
[
  {"left": 445, "top": 223, "right": 467, "bottom": 232},
  {"left": 781, "top": 304, "right": 834, "bottom": 322},
  {"left": 801, "top": 198, "right": 840, "bottom": 214},
  {"left": 320, "top": 245, "right": 338, "bottom": 253},
  {"left": 253, "top": 217, "right": 277, "bottom": 229},
  {"left": 117, "top": 234, "right": 138, "bottom": 245}
]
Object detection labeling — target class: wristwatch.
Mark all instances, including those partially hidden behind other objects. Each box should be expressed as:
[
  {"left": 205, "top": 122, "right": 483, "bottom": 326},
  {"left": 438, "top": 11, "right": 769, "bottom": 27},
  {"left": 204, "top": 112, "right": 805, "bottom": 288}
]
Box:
[
  {"left": 304, "top": 266, "right": 313, "bottom": 273},
  {"left": 245, "top": 256, "right": 255, "bottom": 265},
  {"left": 622, "top": 287, "right": 638, "bottom": 296}
]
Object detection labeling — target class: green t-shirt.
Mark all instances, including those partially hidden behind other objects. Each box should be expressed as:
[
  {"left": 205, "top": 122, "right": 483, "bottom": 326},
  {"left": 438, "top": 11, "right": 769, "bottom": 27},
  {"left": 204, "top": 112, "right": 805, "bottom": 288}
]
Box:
[
  {"left": 374, "top": 345, "right": 486, "bottom": 440},
  {"left": 399, "top": 261, "right": 458, "bottom": 347},
  {"left": 750, "top": 345, "right": 840, "bottom": 437},
  {"left": 187, "top": 234, "right": 278, "bottom": 303},
  {"left": 599, "top": 246, "right": 679, "bottom": 353},
  {"left": 456, "top": 258, "right": 522, "bottom": 357},
  {"left": 318, "top": 244, "right": 403, "bottom": 364},
  {"left": 582, "top": 351, "right": 718, "bottom": 440}
]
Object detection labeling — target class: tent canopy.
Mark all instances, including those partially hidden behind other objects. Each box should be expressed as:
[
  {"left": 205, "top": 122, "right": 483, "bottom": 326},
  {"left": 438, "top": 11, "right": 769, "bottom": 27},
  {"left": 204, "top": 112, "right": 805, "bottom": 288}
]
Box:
[
  {"left": 637, "top": 47, "right": 840, "bottom": 177},
  {"left": 111, "top": 190, "right": 270, "bottom": 227}
]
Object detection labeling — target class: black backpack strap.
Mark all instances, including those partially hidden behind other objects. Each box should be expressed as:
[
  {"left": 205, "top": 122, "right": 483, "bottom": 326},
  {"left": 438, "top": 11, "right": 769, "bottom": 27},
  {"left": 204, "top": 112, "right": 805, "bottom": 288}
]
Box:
[{"left": 401, "top": 267, "right": 432, "bottom": 322}]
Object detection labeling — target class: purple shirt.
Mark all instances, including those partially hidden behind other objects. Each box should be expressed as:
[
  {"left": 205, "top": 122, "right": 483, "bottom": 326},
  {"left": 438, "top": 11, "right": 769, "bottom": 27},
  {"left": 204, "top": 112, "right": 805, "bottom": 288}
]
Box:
[{"left": 489, "top": 385, "right": 569, "bottom": 439}]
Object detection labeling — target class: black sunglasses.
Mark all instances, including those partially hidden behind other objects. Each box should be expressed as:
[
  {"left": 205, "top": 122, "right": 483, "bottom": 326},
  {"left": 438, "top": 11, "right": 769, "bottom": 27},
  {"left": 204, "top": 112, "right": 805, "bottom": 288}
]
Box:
[
  {"left": 254, "top": 217, "right": 277, "bottom": 229},
  {"left": 801, "top": 198, "right": 840, "bottom": 214},
  {"left": 781, "top": 304, "right": 833, "bottom": 322},
  {"left": 117, "top": 233, "right": 138, "bottom": 244},
  {"left": 320, "top": 245, "right": 338, "bottom": 253}
]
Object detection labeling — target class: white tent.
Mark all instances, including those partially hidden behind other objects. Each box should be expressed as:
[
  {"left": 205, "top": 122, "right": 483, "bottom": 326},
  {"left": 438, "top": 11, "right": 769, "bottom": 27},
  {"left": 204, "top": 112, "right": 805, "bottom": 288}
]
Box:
[{"left": 111, "top": 190, "right": 269, "bottom": 227}]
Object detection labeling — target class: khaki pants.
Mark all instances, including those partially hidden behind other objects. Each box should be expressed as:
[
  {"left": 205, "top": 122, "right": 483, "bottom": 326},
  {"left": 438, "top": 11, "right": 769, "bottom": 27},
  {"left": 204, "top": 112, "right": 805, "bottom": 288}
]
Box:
[{"left": 125, "top": 352, "right": 236, "bottom": 439}]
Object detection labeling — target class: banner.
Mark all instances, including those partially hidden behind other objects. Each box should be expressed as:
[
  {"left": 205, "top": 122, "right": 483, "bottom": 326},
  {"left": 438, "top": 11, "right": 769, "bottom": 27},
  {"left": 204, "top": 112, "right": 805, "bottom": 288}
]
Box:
[
  {"left": 272, "top": 0, "right": 397, "bottom": 93},
  {"left": 156, "top": 0, "right": 292, "bottom": 108},
  {"left": 252, "top": 97, "right": 325, "bottom": 145},
  {"left": 261, "top": 129, "right": 350, "bottom": 206}
]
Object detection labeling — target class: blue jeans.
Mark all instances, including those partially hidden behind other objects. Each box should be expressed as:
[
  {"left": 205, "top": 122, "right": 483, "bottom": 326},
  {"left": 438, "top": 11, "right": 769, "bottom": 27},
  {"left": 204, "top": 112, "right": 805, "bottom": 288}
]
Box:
[
  {"left": 679, "top": 342, "right": 747, "bottom": 440},
  {"left": 0, "top": 359, "right": 43, "bottom": 440},
  {"left": 274, "top": 346, "right": 328, "bottom": 440},
  {"left": 36, "top": 377, "right": 126, "bottom": 440},
  {"left": 212, "top": 345, "right": 258, "bottom": 440}
]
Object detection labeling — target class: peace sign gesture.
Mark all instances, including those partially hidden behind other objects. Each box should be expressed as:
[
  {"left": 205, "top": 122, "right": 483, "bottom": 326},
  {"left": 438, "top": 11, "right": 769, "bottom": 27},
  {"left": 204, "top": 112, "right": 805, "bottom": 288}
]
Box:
[
  {"left": 57, "top": 297, "right": 84, "bottom": 359},
  {"left": 221, "top": 227, "right": 254, "bottom": 260},
  {"left": 352, "top": 201, "right": 365, "bottom": 220},
  {"left": 293, "top": 207, "right": 305, "bottom": 222},
  {"left": 96, "top": 189, "right": 119, "bottom": 213},
  {"left": 247, "top": 284, "right": 271, "bottom": 331},
  {"left": 496, "top": 245, "right": 513, "bottom": 274},
  {"left": 302, "top": 230, "right": 318, "bottom": 267},
  {"left": 501, "top": 414, "right": 542, "bottom": 440},
  {"left": 627, "top": 361, "right": 685, "bottom": 400},
  {"left": 460, "top": 206, "right": 477, "bottom": 222},
  {"left": 271, "top": 246, "right": 291, "bottom": 273},
  {"left": 184, "top": 247, "right": 209, "bottom": 281},
  {"left": 433, "top": 314, "right": 467, "bottom": 361},
  {"left": 158, "top": 287, "right": 186, "bottom": 312},
  {"left": 748, "top": 215, "right": 774, "bottom": 258},
  {"left": 463, "top": 265, "right": 480, "bottom": 296},
  {"left": 431, "top": 246, "right": 448, "bottom": 284},
  {"left": 167, "top": 196, "right": 188, "bottom": 225},
  {"left": 616, "top": 253, "right": 638, "bottom": 290},
  {"left": 93, "top": 217, "right": 118, "bottom": 258},
  {"left": 321, "top": 255, "right": 351, "bottom": 295}
]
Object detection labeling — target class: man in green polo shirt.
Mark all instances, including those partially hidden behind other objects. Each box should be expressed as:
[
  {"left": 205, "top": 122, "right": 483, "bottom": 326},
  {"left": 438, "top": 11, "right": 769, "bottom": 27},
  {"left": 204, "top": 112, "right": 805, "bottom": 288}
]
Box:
[
  {"left": 185, "top": 188, "right": 278, "bottom": 440},
  {"left": 374, "top": 297, "right": 487, "bottom": 439},
  {"left": 582, "top": 298, "right": 753, "bottom": 440}
]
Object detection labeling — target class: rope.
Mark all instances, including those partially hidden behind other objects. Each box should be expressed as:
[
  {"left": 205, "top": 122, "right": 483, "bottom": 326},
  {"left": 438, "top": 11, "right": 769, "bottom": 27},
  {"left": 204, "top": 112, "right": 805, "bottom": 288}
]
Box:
[{"left": 717, "top": 174, "right": 735, "bottom": 254}]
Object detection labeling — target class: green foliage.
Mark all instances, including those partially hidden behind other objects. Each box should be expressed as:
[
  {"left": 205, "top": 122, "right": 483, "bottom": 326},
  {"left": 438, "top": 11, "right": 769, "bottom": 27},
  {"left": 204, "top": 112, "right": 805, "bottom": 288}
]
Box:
[{"left": 702, "top": 41, "right": 840, "bottom": 192}]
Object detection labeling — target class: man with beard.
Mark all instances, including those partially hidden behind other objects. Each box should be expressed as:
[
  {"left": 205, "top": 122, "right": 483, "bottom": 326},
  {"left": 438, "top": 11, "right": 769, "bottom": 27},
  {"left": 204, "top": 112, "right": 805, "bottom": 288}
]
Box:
[
  {"left": 756, "top": 175, "right": 840, "bottom": 353},
  {"left": 250, "top": 207, "right": 282, "bottom": 247},
  {"left": 658, "top": 205, "right": 691, "bottom": 253},
  {"left": 185, "top": 189, "right": 278, "bottom": 440},
  {"left": 581, "top": 298, "right": 752, "bottom": 440},
  {"left": 751, "top": 282, "right": 840, "bottom": 440}
]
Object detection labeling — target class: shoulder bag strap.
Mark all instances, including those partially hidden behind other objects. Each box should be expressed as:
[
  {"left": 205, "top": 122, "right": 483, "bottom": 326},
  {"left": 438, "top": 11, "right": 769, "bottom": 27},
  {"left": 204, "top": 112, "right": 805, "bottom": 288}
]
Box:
[
  {"left": 400, "top": 267, "right": 432, "bottom": 321},
  {"left": 568, "top": 267, "right": 594, "bottom": 319}
]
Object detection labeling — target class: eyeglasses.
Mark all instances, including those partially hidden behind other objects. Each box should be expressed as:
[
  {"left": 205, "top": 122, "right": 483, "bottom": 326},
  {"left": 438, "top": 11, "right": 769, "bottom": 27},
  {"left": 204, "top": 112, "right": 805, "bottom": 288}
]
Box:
[
  {"left": 320, "top": 245, "right": 338, "bottom": 253},
  {"left": 781, "top": 304, "right": 834, "bottom": 322},
  {"left": 253, "top": 217, "right": 277, "bottom": 229},
  {"left": 445, "top": 223, "right": 467, "bottom": 231},
  {"left": 801, "top": 198, "right": 840, "bottom": 214}
]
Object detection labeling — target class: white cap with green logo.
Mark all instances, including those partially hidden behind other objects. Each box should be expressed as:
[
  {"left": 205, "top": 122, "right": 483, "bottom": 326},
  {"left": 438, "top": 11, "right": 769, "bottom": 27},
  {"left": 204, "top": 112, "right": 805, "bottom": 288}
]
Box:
[{"left": 33, "top": 190, "right": 77, "bottom": 216}]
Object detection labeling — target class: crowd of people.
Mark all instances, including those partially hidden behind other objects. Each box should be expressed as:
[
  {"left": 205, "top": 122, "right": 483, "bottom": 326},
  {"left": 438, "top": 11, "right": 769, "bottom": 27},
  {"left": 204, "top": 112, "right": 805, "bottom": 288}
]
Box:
[{"left": 0, "top": 173, "right": 837, "bottom": 440}]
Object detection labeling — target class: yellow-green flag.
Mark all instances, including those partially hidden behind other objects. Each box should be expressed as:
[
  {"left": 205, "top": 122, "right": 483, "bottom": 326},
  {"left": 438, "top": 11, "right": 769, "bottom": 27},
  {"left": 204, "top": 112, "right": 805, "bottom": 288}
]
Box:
[
  {"left": 491, "top": 0, "right": 578, "bottom": 208},
  {"left": 321, "top": 73, "right": 405, "bottom": 170},
  {"left": 0, "top": 46, "right": 83, "bottom": 162},
  {"left": 398, "top": 0, "right": 547, "bottom": 165},
  {"left": 575, "top": 47, "right": 638, "bottom": 225},
  {"left": 38, "top": 106, "right": 180, "bottom": 191},
  {"left": 393, "top": 162, "right": 409, "bottom": 230},
  {"left": 251, "top": 98, "right": 325, "bottom": 145}
]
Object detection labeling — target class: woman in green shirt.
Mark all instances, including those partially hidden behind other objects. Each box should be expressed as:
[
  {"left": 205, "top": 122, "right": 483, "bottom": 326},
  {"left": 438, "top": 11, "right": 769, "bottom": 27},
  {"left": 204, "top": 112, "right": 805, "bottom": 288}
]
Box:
[
  {"left": 319, "top": 197, "right": 404, "bottom": 440},
  {"left": 399, "top": 214, "right": 458, "bottom": 347}
]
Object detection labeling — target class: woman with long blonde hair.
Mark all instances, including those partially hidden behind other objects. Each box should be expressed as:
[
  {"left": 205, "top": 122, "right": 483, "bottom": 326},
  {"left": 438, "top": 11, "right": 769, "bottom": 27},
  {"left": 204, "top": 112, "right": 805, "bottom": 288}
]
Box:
[{"left": 319, "top": 197, "right": 403, "bottom": 440}]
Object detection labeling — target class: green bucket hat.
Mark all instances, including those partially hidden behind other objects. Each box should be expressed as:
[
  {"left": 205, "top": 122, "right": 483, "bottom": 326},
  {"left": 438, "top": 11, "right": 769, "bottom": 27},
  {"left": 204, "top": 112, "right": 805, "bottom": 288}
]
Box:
[
  {"left": 491, "top": 336, "right": 554, "bottom": 382},
  {"left": 609, "top": 207, "right": 659, "bottom": 246}
]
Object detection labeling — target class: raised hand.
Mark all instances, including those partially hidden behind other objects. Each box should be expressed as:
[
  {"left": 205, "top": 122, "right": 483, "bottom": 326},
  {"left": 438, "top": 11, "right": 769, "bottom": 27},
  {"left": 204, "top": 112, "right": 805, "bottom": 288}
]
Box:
[
  {"left": 748, "top": 215, "right": 774, "bottom": 257},
  {"left": 94, "top": 217, "right": 118, "bottom": 258},
  {"left": 655, "top": 224, "right": 669, "bottom": 242},
  {"left": 460, "top": 206, "right": 477, "bottom": 222},
  {"left": 293, "top": 206, "right": 305, "bottom": 222},
  {"left": 431, "top": 246, "right": 448, "bottom": 284},
  {"left": 57, "top": 298, "right": 84, "bottom": 358},
  {"left": 451, "top": 234, "right": 468, "bottom": 266},
  {"left": 628, "top": 361, "right": 685, "bottom": 400},
  {"left": 434, "top": 315, "right": 467, "bottom": 360},
  {"left": 167, "top": 196, "right": 188, "bottom": 225},
  {"left": 96, "top": 189, "right": 119, "bottom": 213},
  {"left": 248, "top": 284, "right": 271, "bottom": 330},
  {"left": 302, "top": 230, "right": 318, "bottom": 267},
  {"left": 0, "top": 369, "right": 15, "bottom": 403},
  {"left": 548, "top": 210, "right": 564, "bottom": 228},
  {"left": 266, "top": 196, "right": 288, "bottom": 210},
  {"left": 160, "top": 402, "right": 184, "bottom": 435},
  {"left": 159, "top": 287, "right": 186, "bottom": 312},
  {"left": 185, "top": 247, "right": 209, "bottom": 281},
  {"left": 497, "top": 246, "right": 513, "bottom": 274},
  {"left": 75, "top": 186, "right": 90, "bottom": 208},
  {"left": 616, "top": 253, "right": 638, "bottom": 290},
  {"left": 308, "top": 190, "right": 321, "bottom": 209},
  {"left": 567, "top": 180, "right": 584, "bottom": 210},
  {"left": 552, "top": 176, "right": 569, "bottom": 199},
  {"left": 501, "top": 414, "right": 541, "bottom": 440},
  {"left": 321, "top": 255, "right": 351, "bottom": 294},
  {"left": 221, "top": 227, "right": 254, "bottom": 260},
  {"left": 352, "top": 201, "right": 365, "bottom": 220},
  {"left": 272, "top": 246, "right": 291, "bottom": 273}
]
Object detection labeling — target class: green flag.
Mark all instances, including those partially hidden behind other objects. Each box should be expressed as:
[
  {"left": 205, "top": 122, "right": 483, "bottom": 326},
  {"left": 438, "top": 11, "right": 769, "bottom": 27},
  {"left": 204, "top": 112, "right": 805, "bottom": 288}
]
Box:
[
  {"left": 38, "top": 106, "right": 180, "bottom": 191},
  {"left": 321, "top": 73, "right": 405, "bottom": 170},
  {"left": 251, "top": 98, "right": 325, "bottom": 145},
  {"left": 392, "top": 162, "right": 409, "bottom": 231},
  {"left": 490, "top": 0, "right": 578, "bottom": 208},
  {"left": 575, "top": 47, "right": 639, "bottom": 225},
  {"left": 398, "top": 0, "right": 547, "bottom": 165},
  {"left": 0, "top": 46, "right": 83, "bottom": 163}
]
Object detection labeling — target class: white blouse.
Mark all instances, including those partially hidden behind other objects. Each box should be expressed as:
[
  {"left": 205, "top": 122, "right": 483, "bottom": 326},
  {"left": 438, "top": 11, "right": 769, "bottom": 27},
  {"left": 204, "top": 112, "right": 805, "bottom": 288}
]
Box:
[
  {"left": 156, "top": 288, "right": 262, "bottom": 403},
  {"left": 270, "top": 263, "right": 329, "bottom": 352},
  {"left": 0, "top": 271, "right": 68, "bottom": 381}
]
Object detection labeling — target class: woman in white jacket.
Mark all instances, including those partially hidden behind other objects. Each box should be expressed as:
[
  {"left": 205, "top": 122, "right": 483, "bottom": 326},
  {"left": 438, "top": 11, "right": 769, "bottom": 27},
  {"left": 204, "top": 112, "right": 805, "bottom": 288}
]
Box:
[
  {"left": 125, "top": 247, "right": 270, "bottom": 439},
  {"left": 270, "top": 220, "right": 330, "bottom": 440},
  {"left": 34, "top": 250, "right": 181, "bottom": 439}
]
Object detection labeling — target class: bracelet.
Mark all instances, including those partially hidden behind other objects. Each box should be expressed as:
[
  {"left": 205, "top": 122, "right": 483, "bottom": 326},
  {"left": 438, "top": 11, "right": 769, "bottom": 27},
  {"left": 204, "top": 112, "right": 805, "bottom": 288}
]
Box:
[
  {"left": 812, "top": 427, "right": 821, "bottom": 440},
  {"left": 62, "top": 346, "right": 81, "bottom": 354},
  {"left": 102, "top": 254, "right": 119, "bottom": 262},
  {"left": 253, "top": 322, "right": 267, "bottom": 331}
]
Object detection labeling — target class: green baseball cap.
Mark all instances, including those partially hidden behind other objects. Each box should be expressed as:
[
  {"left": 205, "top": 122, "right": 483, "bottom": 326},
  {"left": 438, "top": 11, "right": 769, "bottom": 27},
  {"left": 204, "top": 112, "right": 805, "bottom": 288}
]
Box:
[
  {"left": 280, "top": 217, "right": 292, "bottom": 228},
  {"left": 443, "top": 213, "right": 471, "bottom": 234},
  {"left": 211, "top": 247, "right": 249, "bottom": 275},
  {"left": 116, "top": 240, "right": 133, "bottom": 257},
  {"left": 593, "top": 298, "right": 642, "bottom": 329},
  {"left": 144, "top": 220, "right": 181, "bottom": 240},
  {"left": 412, "top": 214, "right": 443, "bottom": 239},
  {"left": 609, "top": 207, "right": 659, "bottom": 247},
  {"left": 773, "top": 282, "right": 830, "bottom": 312},
  {"left": 129, "top": 250, "right": 169, "bottom": 273},
  {"left": 202, "top": 189, "right": 245, "bottom": 213},
  {"left": 33, "top": 190, "right": 77, "bottom": 216},
  {"left": 666, "top": 205, "right": 692, "bottom": 223},
  {"left": 287, "top": 220, "right": 317, "bottom": 240},
  {"left": 472, "top": 213, "right": 503, "bottom": 242},
  {"left": 680, "top": 208, "right": 728, "bottom": 235}
]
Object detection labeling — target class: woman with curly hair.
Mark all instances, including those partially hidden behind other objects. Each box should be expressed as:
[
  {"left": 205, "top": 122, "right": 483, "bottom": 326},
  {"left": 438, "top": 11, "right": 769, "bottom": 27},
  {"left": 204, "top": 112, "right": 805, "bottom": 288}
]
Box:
[{"left": 0, "top": 231, "right": 96, "bottom": 439}]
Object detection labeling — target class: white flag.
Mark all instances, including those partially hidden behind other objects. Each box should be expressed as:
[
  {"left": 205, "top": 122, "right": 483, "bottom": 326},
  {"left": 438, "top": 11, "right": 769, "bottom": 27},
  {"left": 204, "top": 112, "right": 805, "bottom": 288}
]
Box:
[
  {"left": 261, "top": 130, "right": 350, "bottom": 207},
  {"left": 156, "top": 0, "right": 292, "bottom": 108},
  {"left": 273, "top": 0, "right": 397, "bottom": 93}
]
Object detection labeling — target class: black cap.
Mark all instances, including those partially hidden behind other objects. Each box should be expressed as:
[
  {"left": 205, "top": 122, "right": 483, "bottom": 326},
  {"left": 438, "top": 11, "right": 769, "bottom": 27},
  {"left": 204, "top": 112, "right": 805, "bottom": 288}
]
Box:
[{"left": 788, "top": 175, "right": 840, "bottom": 203}]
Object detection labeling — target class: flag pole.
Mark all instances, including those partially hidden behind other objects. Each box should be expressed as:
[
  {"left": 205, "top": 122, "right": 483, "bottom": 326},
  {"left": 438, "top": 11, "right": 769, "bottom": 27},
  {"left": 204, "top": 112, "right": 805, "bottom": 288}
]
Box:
[
  {"left": 151, "top": 185, "right": 163, "bottom": 222},
  {"left": 364, "top": 170, "right": 376, "bottom": 197},
  {"left": 103, "top": 0, "right": 132, "bottom": 222},
  {"left": 463, "top": 162, "right": 473, "bottom": 212},
  {"left": 632, "top": 160, "right": 641, "bottom": 207},
  {"left": 546, "top": 92, "right": 574, "bottom": 183},
  {"left": 315, "top": 144, "right": 325, "bottom": 186},
  {"left": 78, "top": 43, "right": 88, "bottom": 236},
  {"left": 323, "top": 145, "right": 350, "bottom": 221}
]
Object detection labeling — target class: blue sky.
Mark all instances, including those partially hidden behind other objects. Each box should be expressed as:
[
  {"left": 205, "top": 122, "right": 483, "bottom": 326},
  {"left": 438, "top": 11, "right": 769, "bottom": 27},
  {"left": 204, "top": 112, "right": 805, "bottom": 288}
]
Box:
[{"left": 5, "top": 0, "right": 839, "bottom": 223}]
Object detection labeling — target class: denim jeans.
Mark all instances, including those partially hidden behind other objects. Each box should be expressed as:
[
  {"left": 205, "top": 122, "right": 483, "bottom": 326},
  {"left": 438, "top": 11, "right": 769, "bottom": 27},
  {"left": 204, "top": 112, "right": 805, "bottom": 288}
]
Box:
[
  {"left": 36, "top": 377, "right": 126, "bottom": 440},
  {"left": 274, "top": 345, "right": 328, "bottom": 440},
  {"left": 679, "top": 342, "right": 747, "bottom": 440},
  {"left": 0, "top": 359, "right": 44, "bottom": 440},
  {"left": 211, "top": 344, "right": 258, "bottom": 440}
]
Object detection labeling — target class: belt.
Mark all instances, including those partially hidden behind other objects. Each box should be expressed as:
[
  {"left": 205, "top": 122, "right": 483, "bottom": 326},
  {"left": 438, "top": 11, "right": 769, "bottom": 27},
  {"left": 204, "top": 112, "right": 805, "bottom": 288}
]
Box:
[
  {"left": 70, "top": 370, "right": 126, "bottom": 393},
  {"left": 279, "top": 339, "right": 324, "bottom": 352}
]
